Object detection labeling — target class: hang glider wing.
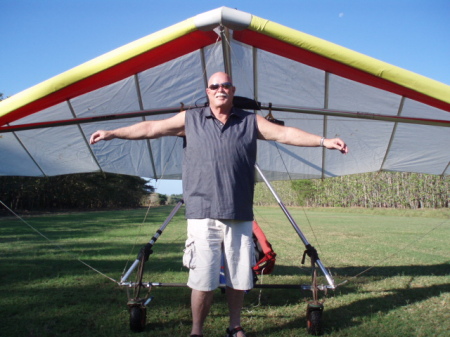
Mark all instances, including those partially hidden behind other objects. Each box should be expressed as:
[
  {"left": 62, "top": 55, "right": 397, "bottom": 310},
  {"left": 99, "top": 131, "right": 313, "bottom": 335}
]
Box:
[{"left": 1, "top": 6, "right": 449, "bottom": 180}]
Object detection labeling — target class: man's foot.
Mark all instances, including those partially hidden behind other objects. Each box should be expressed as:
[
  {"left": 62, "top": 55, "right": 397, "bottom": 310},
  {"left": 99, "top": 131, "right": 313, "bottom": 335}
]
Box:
[{"left": 226, "top": 326, "right": 246, "bottom": 337}]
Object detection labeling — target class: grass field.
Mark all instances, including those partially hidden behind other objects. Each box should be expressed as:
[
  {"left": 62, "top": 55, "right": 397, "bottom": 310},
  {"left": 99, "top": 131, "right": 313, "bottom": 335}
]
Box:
[{"left": 0, "top": 206, "right": 448, "bottom": 337}]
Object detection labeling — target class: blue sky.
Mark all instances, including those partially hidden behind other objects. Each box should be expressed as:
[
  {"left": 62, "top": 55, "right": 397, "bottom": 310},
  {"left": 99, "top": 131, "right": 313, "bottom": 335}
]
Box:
[{"left": 2, "top": 0, "right": 449, "bottom": 194}]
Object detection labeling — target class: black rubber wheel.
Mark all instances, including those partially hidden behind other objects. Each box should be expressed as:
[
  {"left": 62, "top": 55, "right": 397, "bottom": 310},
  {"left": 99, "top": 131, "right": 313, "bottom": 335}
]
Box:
[
  {"left": 129, "top": 306, "right": 146, "bottom": 332},
  {"left": 307, "top": 309, "right": 323, "bottom": 335}
]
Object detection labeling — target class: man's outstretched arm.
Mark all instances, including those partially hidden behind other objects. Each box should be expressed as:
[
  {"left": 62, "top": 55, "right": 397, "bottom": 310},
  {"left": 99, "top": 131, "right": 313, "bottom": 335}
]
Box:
[
  {"left": 90, "top": 111, "right": 186, "bottom": 144},
  {"left": 256, "top": 114, "right": 348, "bottom": 154}
]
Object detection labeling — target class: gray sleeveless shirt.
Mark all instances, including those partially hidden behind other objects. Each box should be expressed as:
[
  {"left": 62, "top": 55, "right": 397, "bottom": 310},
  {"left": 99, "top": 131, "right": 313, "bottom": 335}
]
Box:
[{"left": 182, "top": 107, "right": 257, "bottom": 220}]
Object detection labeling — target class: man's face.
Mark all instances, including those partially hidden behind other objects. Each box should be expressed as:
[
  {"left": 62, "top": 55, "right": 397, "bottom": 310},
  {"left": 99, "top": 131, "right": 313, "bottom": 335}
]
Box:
[{"left": 206, "top": 73, "right": 235, "bottom": 109}]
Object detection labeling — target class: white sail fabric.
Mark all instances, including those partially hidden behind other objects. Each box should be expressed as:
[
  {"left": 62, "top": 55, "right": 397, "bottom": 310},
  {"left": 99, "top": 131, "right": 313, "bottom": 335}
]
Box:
[{"left": 0, "top": 7, "right": 449, "bottom": 180}]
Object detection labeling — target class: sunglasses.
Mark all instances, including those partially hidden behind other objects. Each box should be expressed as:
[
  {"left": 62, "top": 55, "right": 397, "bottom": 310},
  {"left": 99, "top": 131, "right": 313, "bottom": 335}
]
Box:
[{"left": 208, "top": 82, "right": 233, "bottom": 90}]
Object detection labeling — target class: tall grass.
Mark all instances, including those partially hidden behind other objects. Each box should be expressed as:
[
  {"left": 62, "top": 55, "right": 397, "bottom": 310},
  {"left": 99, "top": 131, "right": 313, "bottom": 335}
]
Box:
[{"left": 0, "top": 206, "right": 448, "bottom": 336}]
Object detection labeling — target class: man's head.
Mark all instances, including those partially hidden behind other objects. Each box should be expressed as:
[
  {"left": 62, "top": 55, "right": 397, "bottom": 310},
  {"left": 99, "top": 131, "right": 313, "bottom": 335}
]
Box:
[{"left": 206, "top": 72, "right": 235, "bottom": 111}]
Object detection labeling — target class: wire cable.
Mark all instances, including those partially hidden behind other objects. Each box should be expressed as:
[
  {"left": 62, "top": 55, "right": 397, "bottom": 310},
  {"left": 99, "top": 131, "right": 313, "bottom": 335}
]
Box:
[
  {"left": 335, "top": 217, "right": 449, "bottom": 287},
  {"left": 0, "top": 199, "right": 119, "bottom": 284}
]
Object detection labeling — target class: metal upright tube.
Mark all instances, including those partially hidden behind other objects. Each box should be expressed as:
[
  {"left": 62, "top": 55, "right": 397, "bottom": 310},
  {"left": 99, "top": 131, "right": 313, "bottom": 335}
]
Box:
[
  {"left": 154, "top": 200, "right": 184, "bottom": 239},
  {"left": 254, "top": 164, "right": 335, "bottom": 288},
  {"left": 255, "top": 164, "right": 310, "bottom": 244},
  {"left": 122, "top": 259, "right": 141, "bottom": 282},
  {"left": 120, "top": 200, "right": 184, "bottom": 283}
]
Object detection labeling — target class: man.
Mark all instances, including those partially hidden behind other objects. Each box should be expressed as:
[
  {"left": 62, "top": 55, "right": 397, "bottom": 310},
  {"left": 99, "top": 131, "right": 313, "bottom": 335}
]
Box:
[{"left": 90, "top": 72, "right": 348, "bottom": 337}]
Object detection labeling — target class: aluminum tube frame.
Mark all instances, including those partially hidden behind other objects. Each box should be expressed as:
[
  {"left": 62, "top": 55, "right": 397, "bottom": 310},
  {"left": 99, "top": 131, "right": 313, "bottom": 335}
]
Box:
[
  {"left": 4, "top": 100, "right": 449, "bottom": 134},
  {"left": 120, "top": 282, "right": 335, "bottom": 291},
  {"left": 120, "top": 200, "right": 184, "bottom": 283},
  {"left": 255, "top": 164, "right": 335, "bottom": 288},
  {"left": 258, "top": 104, "right": 450, "bottom": 128}
]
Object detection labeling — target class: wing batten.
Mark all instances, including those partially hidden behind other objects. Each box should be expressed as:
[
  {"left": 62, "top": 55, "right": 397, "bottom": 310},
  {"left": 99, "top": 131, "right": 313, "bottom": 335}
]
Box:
[
  {"left": 133, "top": 74, "right": 157, "bottom": 179},
  {"left": 67, "top": 99, "right": 103, "bottom": 173},
  {"left": 379, "top": 97, "right": 405, "bottom": 172},
  {"left": 12, "top": 131, "right": 46, "bottom": 176},
  {"left": 233, "top": 28, "right": 450, "bottom": 113},
  {"left": 442, "top": 162, "right": 450, "bottom": 178}
]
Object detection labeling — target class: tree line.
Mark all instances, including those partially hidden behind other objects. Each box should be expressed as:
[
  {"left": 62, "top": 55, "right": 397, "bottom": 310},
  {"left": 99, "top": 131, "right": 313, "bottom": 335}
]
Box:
[
  {"left": 149, "top": 192, "right": 183, "bottom": 206},
  {"left": 254, "top": 172, "right": 449, "bottom": 209},
  {"left": 0, "top": 173, "right": 153, "bottom": 213},
  {"left": 1, "top": 171, "right": 448, "bottom": 214}
]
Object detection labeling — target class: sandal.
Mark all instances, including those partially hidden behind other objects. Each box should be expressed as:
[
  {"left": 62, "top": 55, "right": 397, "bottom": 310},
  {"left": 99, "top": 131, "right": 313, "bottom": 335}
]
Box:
[{"left": 226, "top": 326, "right": 246, "bottom": 337}]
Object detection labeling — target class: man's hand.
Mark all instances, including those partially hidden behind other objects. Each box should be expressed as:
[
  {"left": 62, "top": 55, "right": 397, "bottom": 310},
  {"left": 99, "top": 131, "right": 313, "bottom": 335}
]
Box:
[
  {"left": 323, "top": 138, "right": 348, "bottom": 154},
  {"left": 89, "top": 130, "right": 114, "bottom": 145}
]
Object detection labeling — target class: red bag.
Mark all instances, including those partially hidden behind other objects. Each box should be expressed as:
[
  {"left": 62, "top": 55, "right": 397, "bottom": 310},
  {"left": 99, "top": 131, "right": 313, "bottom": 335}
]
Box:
[{"left": 252, "top": 220, "right": 277, "bottom": 275}]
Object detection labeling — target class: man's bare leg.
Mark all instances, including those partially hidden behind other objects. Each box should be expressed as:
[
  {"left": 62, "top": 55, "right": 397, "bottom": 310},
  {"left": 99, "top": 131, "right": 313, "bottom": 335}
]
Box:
[
  {"left": 226, "top": 287, "right": 246, "bottom": 336},
  {"left": 190, "top": 289, "right": 214, "bottom": 336}
]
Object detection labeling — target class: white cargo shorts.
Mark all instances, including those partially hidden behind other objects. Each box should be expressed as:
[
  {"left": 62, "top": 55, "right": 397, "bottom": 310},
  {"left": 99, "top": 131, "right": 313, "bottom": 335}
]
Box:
[{"left": 183, "top": 218, "right": 254, "bottom": 291}]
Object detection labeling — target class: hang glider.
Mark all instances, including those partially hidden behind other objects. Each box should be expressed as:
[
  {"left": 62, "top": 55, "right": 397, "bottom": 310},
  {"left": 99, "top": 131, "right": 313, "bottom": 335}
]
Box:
[{"left": 1, "top": 6, "right": 449, "bottom": 180}]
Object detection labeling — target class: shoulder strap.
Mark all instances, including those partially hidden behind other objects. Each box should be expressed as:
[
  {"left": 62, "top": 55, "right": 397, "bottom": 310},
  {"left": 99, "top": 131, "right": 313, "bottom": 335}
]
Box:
[{"left": 252, "top": 220, "right": 274, "bottom": 255}]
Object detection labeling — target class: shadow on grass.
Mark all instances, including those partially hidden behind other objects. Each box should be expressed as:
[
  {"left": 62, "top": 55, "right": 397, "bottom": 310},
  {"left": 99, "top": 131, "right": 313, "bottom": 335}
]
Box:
[
  {"left": 0, "top": 279, "right": 193, "bottom": 337},
  {"left": 1, "top": 246, "right": 448, "bottom": 336},
  {"left": 0, "top": 206, "right": 181, "bottom": 239},
  {"left": 256, "top": 283, "right": 450, "bottom": 336},
  {"left": 0, "top": 243, "right": 189, "bottom": 285},
  {"left": 273, "top": 262, "right": 450, "bottom": 281},
  {"left": 326, "top": 283, "right": 449, "bottom": 332},
  {"left": 1, "top": 207, "right": 448, "bottom": 336},
  {"left": 248, "top": 262, "right": 450, "bottom": 335}
]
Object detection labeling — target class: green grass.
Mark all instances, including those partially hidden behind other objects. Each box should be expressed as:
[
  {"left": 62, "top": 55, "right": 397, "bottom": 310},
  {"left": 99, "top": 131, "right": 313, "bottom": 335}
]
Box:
[{"left": 0, "top": 206, "right": 449, "bottom": 336}]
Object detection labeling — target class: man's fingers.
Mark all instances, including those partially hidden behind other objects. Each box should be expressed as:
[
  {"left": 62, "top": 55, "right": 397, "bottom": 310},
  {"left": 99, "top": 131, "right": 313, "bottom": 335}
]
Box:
[
  {"left": 330, "top": 138, "right": 348, "bottom": 154},
  {"left": 90, "top": 131, "right": 102, "bottom": 145}
]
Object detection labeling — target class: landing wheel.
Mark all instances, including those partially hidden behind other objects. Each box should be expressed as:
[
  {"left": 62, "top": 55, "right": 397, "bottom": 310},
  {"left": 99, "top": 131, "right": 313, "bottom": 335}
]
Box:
[
  {"left": 306, "top": 303, "right": 324, "bottom": 335},
  {"left": 129, "top": 305, "right": 146, "bottom": 332},
  {"left": 307, "top": 268, "right": 324, "bottom": 335}
]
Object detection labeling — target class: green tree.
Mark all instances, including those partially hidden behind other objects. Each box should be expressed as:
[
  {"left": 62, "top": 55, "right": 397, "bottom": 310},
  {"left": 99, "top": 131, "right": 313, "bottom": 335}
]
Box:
[
  {"left": 0, "top": 173, "right": 153, "bottom": 212},
  {"left": 291, "top": 179, "right": 314, "bottom": 206}
]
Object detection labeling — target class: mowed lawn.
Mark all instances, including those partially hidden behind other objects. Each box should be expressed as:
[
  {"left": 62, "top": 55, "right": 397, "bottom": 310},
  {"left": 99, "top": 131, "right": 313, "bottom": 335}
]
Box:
[{"left": 0, "top": 206, "right": 448, "bottom": 337}]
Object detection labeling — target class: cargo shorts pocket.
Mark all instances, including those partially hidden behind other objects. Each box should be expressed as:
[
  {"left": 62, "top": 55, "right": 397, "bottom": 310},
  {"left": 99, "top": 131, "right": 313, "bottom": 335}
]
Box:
[{"left": 183, "top": 238, "right": 196, "bottom": 269}]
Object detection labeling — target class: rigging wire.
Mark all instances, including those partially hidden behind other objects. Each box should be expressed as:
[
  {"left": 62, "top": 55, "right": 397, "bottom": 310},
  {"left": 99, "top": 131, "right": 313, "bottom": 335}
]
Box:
[
  {"left": 121, "top": 197, "right": 155, "bottom": 277},
  {"left": 120, "top": 32, "right": 225, "bottom": 276},
  {"left": 223, "top": 29, "right": 329, "bottom": 266},
  {"left": 335, "top": 217, "right": 449, "bottom": 287},
  {"left": 0, "top": 37, "right": 226, "bottom": 284},
  {"left": 221, "top": 32, "right": 450, "bottom": 288},
  {"left": 123, "top": 131, "right": 184, "bottom": 275},
  {"left": 3, "top": 28, "right": 446, "bottom": 293},
  {"left": 118, "top": 36, "right": 219, "bottom": 272},
  {"left": 221, "top": 28, "right": 333, "bottom": 283},
  {"left": 272, "top": 141, "right": 326, "bottom": 259},
  {"left": 0, "top": 199, "right": 119, "bottom": 284}
]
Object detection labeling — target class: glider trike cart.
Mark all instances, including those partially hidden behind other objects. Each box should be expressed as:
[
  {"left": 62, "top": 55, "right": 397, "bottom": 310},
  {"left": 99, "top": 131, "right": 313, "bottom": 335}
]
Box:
[{"left": 119, "top": 164, "right": 336, "bottom": 335}]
